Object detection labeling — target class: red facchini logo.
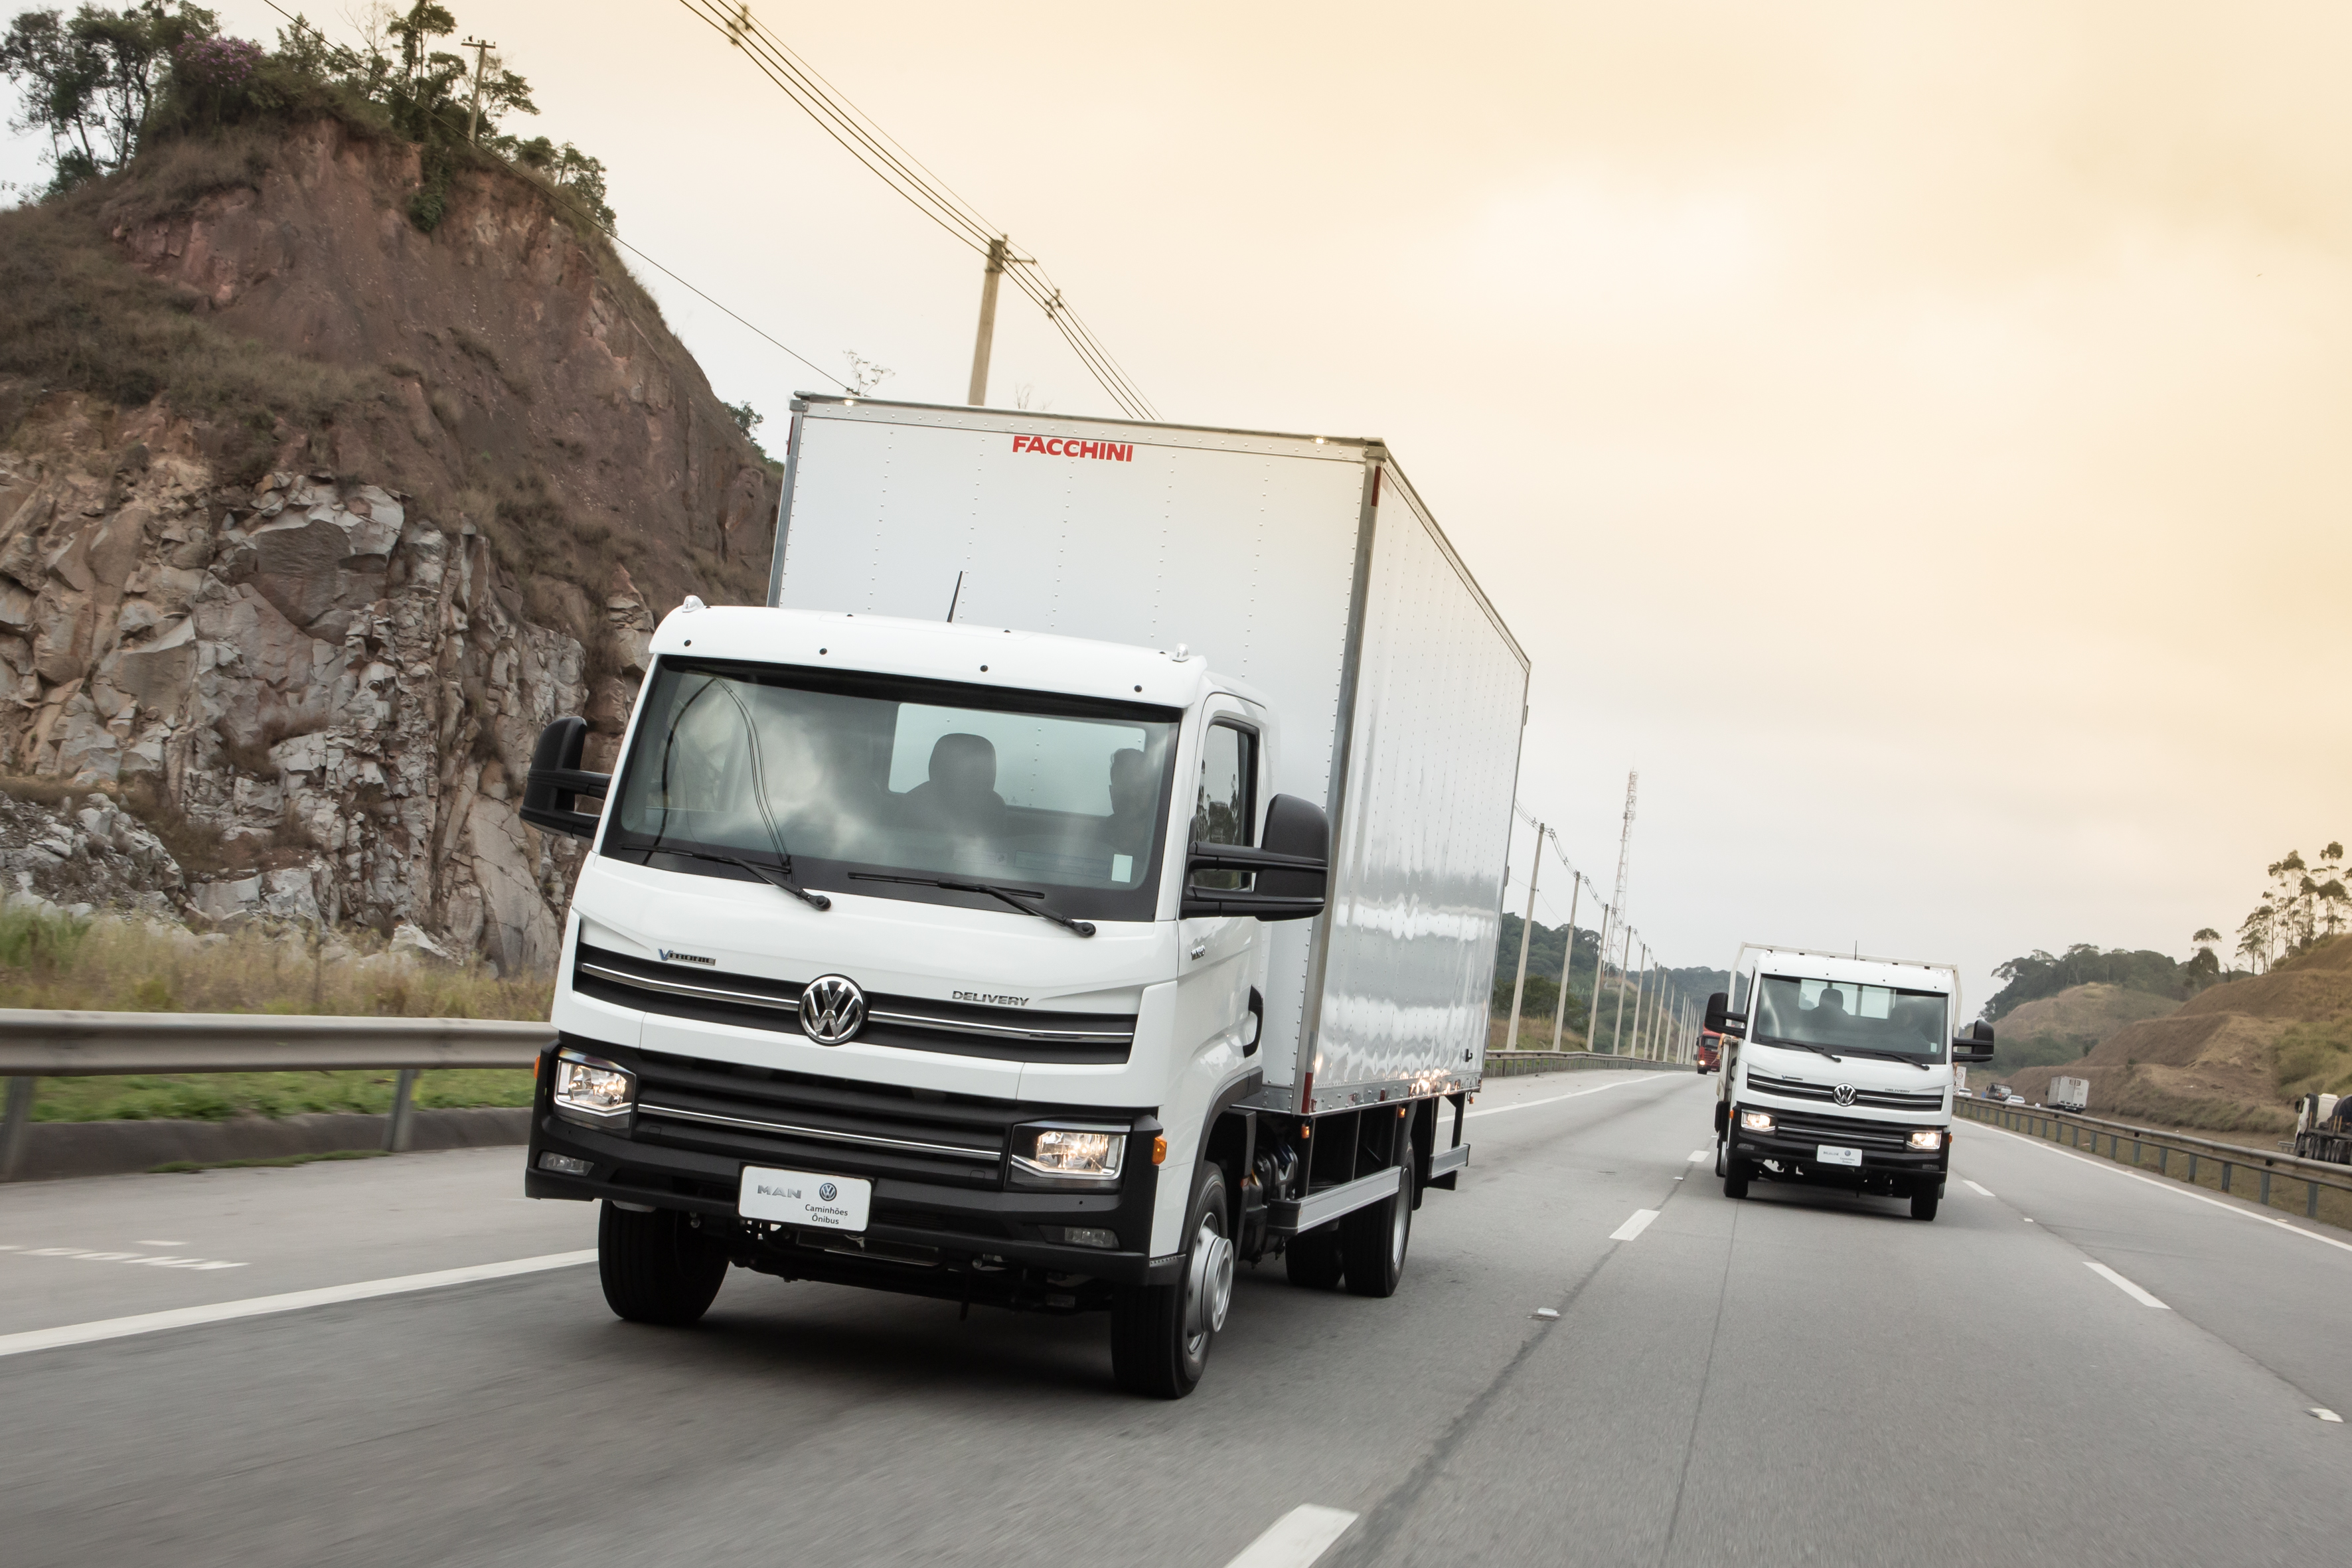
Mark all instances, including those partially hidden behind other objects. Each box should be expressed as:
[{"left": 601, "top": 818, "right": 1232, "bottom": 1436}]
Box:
[{"left": 1012, "top": 434, "right": 1135, "bottom": 463}]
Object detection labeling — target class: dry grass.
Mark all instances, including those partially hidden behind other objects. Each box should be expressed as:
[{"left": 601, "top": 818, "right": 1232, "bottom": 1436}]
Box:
[
  {"left": 0, "top": 909, "right": 550, "bottom": 1018},
  {"left": 3, "top": 909, "right": 549, "bottom": 1123}
]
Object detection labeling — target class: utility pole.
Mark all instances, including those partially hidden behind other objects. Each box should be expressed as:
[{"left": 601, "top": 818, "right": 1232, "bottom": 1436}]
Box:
[
  {"left": 1505, "top": 822, "right": 1542, "bottom": 1052},
  {"left": 1586, "top": 898, "right": 1611, "bottom": 1050},
  {"left": 1549, "top": 863, "right": 1582, "bottom": 1051},
  {"left": 1609, "top": 923, "right": 1635, "bottom": 1054},
  {"left": 967, "top": 236, "right": 1009, "bottom": 405},
  {"left": 463, "top": 38, "right": 494, "bottom": 143},
  {"left": 1632, "top": 946, "right": 1653, "bottom": 1058}
]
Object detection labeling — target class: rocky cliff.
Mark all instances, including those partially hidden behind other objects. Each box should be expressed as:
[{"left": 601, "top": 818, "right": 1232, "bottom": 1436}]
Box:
[{"left": 0, "top": 117, "right": 779, "bottom": 971}]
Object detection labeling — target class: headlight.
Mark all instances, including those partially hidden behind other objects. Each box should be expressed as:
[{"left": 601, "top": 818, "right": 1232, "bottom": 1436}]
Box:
[
  {"left": 1909, "top": 1128, "right": 1944, "bottom": 1150},
  {"left": 1009, "top": 1125, "right": 1127, "bottom": 1188},
  {"left": 1739, "top": 1109, "right": 1775, "bottom": 1133},
  {"left": 552, "top": 1048, "right": 635, "bottom": 1125}
]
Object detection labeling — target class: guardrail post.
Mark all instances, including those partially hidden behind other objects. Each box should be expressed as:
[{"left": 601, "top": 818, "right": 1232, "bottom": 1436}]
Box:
[
  {"left": 384, "top": 1068, "right": 419, "bottom": 1154},
  {"left": 2221, "top": 1161, "right": 2233, "bottom": 1195},
  {"left": 2310, "top": 1182, "right": 2320, "bottom": 1219},
  {"left": 2259, "top": 1168, "right": 2272, "bottom": 1208},
  {"left": 2186, "top": 1153, "right": 2197, "bottom": 1183},
  {"left": 2159, "top": 1146, "right": 2169, "bottom": 1176},
  {"left": 1, "top": 1075, "right": 33, "bottom": 1182}
]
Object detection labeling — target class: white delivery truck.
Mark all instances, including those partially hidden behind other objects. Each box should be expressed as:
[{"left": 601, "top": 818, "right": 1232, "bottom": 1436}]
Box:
[
  {"left": 520, "top": 397, "right": 1529, "bottom": 1396},
  {"left": 2049, "top": 1076, "right": 2090, "bottom": 1113},
  {"left": 1705, "top": 944, "right": 1996, "bottom": 1221}
]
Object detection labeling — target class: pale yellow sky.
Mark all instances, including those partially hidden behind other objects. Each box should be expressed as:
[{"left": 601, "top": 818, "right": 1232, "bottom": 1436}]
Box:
[{"left": 12, "top": 1, "right": 2348, "bottom": 995}]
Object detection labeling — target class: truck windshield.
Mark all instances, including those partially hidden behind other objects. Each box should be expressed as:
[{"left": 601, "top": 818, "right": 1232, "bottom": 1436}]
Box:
[
  {"left": 603, "top": 659, "right": 1179, "bottom": 922},
  {"left": 1752, "top": 977, "right": 1948, "bottom": 1061}
]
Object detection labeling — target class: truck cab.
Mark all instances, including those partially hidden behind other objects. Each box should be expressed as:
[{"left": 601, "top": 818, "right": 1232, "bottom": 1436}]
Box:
[{"left": 1705, "top": 945, "right": 1995, "bottom": 1221}]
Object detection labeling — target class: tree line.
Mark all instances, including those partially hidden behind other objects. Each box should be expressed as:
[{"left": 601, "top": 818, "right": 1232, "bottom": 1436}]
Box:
[
  {"left": 1488, "top": 913, "right": 1727, "bottom": 1048},
  {"left": 2, "top": 2, "right": 611, "bottom": 230}
]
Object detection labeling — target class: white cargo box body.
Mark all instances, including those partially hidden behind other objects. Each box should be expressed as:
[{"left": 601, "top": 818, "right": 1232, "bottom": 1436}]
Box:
[
  {"left": 769, "top": 396, "right": 1529, "bottom": 1111},
  {"left": 2051, "top": 1076, "right": 2090, "bottom": 1111}
]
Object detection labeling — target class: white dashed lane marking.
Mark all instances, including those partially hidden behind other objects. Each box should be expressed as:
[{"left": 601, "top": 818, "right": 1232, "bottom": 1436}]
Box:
[
  {"left": 0, "top": 1245, "right": 246, "bottom": 1271},
  {"left": 1223, "top": 1505, "right": 1359, "bottom": 1567},
  {"left": 2084, "top": 1260, "right": 2169, "bottom": 1310},
  {"left": 1687, "top": 1149, "right": 1709, "bottom": 1163},
  {"left": 1609, "top": 1209, "right": 1660, "bottom": 1242},
  {"left": 1962, "top": 1180, "right": 1995, "bottom": 1197},
  {"left": 0, "top": 1249, "right": 597, "bottom": 1359}
]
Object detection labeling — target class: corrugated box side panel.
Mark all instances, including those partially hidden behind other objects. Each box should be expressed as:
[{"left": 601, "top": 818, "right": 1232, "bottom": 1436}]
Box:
[{"left": 1310, "top": 469, "right": 1529, "bottom": 1100}]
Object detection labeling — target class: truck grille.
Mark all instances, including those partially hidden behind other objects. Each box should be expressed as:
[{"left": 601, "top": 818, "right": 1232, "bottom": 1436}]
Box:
[
  {"left": 626, "top": 1050, "right": 1035, "bottom": 1188},
  {"left": 1747, "top": 1071, "right": 1944, "bottom": 1113},
  {"left": 572, "top": 942, "right": 1135, "bottom": 1063},
  {"left": 1759, "top": 1107, "right": 1923, "bottom": 1150}
]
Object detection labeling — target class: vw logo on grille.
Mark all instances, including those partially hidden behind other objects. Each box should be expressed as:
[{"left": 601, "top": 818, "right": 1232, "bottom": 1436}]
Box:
[
  {"left": 799, "top": 974, "right": 866, "bottom": 1045},
  {"left": 818, "top": 1182, "right": 838, "bottom": 1202},
  {"left": 1832, "top": 1083, "right": 1857, "bottom": 1107}
]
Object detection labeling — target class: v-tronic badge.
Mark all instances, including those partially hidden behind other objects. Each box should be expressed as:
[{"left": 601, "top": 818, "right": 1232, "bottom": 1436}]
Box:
[{"left": 799, "top": 975, "right": 866, "bottom": 1045}]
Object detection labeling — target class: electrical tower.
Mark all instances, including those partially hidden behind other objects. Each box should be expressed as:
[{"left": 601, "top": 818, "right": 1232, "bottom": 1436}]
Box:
[{"left": 1607, "top": 770, "right": 1638, "bottom": 943}]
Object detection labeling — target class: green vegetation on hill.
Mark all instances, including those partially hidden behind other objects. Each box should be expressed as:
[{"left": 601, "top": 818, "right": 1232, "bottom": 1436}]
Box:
[{"left": 1982, "top": 945, "right": 2186, "bottom": 1022}]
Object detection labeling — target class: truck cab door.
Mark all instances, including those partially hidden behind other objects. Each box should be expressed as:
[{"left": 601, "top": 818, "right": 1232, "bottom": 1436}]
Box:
[{"left": 1174, "top": 707, "right": 1268, "bottom": 1073}]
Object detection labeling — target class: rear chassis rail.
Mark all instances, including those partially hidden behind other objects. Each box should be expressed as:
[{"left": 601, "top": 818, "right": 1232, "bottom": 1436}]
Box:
[{"left": 528, "top": 1042, "right": 1468, "bottom": 1314}]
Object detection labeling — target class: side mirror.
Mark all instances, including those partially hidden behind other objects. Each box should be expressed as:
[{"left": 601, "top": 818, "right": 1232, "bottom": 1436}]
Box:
[
  {"left": 1952, "top": 1019, "right": 1996, "bottom": 1063},
  {"left": 521, "top": 716, "right": 611, "bottom": 840},
  {"left": 1703, "top": 990, "right": 1745, "bottom": 1037},
  {"left": 1181, "top": 793, "right": 1328, "bottom": 921}
]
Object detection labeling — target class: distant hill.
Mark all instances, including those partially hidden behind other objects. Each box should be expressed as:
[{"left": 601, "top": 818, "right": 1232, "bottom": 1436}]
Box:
[
  {"left": 1986, "top": 983, "right": 2181, "bottom": 1075},
  {"left": 2003, "top": 936, "right": 2352, "bottom": 1133}
]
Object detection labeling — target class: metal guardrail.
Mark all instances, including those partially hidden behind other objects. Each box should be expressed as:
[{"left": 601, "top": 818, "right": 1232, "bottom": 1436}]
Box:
[
  {"left": 1956, "top": 1096, "right": 2352, "bottom": 1218},
  {"left": 1484, "top": 1050, "right": 1680, "bottom": 1077},
  {"left": 0, "top": 1010, "right": 555, "bottom": 1180}
]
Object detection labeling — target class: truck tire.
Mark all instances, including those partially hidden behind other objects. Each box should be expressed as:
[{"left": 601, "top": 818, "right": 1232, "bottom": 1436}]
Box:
[
  {"left": 1911, "top": 1187, "right": 1940, "bottom": 1222},
  {"left": 1723, "top": 1158, "right": 1751, "bottom": 1200},
  {"left": 598, "top": 1202, "right": 728, "bottom": 1326},
  {"left": 1284, "top": 1221, "right": 1345, "bottom": 1289},
  {"left": 1112, "top": 1162, "right": 1232, "bottom": 1399},
  {"left": 1340, "top": 1166, "right": 1412, "bottom": 1298},
  {"left": 1713, "top": 1138, "right": 1727, "bottom": 1179}
]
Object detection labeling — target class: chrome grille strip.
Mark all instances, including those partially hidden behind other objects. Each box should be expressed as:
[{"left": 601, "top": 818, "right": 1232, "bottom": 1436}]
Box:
[
  {"left": 864, "top": 1007, "right": 1131, "bottom": 1046},
  {"left": 635, "top": 1101, "right": 1000, "bottom": 1162},
  {"left": 578, "top": 960, "right": 796, "bottom": 1013}
]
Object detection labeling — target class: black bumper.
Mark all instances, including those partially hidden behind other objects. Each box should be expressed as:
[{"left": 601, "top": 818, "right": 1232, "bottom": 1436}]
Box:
[
  {"left": 1729, "top": 1109, "right": 1950, "bottom": 1189},
  {"left": 524, "top": 1040, "right": 1171, "bottom": 1289}
]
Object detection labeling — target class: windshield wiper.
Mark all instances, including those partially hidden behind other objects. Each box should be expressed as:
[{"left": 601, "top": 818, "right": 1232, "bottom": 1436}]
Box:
[
  {"left": 1755, "top": 1034, "right": 1842, "bottom": 1063},
  {"left": 850, "top": 873, "right": 1096, "bottom": 937},
  {"left": 1833, "top": 1046, "right": 1934, "bottom": 1071},
  {"left": 651, "top": 845, "right": 830, "bottom": 911}
]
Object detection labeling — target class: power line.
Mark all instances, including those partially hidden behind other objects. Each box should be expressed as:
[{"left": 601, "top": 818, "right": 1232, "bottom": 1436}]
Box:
[
  {"left": 256, "top": 0, "right": 850, "bottom": 393},
  {"left": 674, "top": 1, "right": 1159, "bottom": 420}
]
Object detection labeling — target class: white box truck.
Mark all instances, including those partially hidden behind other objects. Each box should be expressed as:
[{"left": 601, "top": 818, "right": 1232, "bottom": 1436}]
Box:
[
  {"left": 1706, "top": 944, "right": 1996, "bottom": 1221},
  {"left": 2049, "top": 1076, "right": 2089, "bottom": 1113},
  {"left": 520, "top": 397, "right": 1529, "bottom": 1396}
]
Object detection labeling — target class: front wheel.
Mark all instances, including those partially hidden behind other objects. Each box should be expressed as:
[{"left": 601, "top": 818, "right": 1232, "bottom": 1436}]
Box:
[
  {"left": 1112, "top": 1162, "right": 1232, "bottom": 1399},
  {"left": 598, "top": 1202, "right": 728, "bottom": 1326},
  {"left": 1723, "top": 1158, "right": 1751, "bottom": 1200},
  {"left": 1911, "top": 1186, "right": 1941, "bottom": 1222}
]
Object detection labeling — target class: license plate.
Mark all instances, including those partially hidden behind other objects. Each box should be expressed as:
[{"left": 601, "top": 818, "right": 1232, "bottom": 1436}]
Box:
[
  {"left": 739, "top": 1166, "right": 872, "bottom": 1232},
  {"left": 1815, "top": 1145, "right": 1863, "bottom": 1167}
]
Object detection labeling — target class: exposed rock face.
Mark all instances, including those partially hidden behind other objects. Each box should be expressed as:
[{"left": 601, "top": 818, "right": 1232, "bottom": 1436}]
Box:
[
  {"left": 0, "top": 787, "right": 183, "bottom": 920},
  {"left": 0, "top": 118, "right": 777, "bottom": 971}
]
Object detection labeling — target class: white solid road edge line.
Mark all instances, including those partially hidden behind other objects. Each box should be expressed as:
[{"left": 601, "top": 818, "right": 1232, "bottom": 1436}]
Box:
[
  {"left": 2083, "top": 1259, "right": 2170, "bottom": 1310},
  {"left": 1972, "top": 1119, "right": 2352, "bottom": 1258},
  {"left": 1466, "top": 1074, "right": 1664, "bottom": 1120},
  {"left": 1610, "top": 1209, "right": 1661, "bottom": 1242},
  {"left": 0, "top": 1249, "right": 599, "bottom": 1360},
  {"left": 1223, "top": 1505, "right": 1360, "bottom": 1568}
]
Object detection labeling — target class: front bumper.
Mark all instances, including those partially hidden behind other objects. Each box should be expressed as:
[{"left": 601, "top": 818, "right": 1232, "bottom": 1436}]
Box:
[
  {"left": 1729, "top": 1104, "right": 1950, "bottom": 1186},
  {"left": 526, "top": 1038, "right": 1171, "bottom": 1292}
]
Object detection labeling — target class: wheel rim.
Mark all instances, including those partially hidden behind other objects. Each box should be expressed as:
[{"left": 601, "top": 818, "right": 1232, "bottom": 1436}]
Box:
[
  {"left": 1389, "top": 1185, "right": 1408, "bottom": 1271},
  {"left": 1184, "top": 1210, "right": 1233, "bottom": 1356}
]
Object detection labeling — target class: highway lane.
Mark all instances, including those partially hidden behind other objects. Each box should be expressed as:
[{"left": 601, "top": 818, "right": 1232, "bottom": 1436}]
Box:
[{"left": 4, "top": 1068, "right": 2347, "bottom": 1567}]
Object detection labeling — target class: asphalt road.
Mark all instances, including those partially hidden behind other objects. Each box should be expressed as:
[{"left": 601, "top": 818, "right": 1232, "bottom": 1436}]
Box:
[{"left": 3, "top": 1069, "right": 2347, "bottom": 1567}]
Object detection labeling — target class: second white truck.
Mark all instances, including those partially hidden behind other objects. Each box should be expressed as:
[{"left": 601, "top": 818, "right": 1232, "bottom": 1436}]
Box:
[{"left": 1706, "top": 944, "right": 1996, "bottom": 1220}]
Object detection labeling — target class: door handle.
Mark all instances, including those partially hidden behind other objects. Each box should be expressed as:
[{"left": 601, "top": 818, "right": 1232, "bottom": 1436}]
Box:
[{"left": 1243, "top": 987, "right": 1263, "bottom": 1056}]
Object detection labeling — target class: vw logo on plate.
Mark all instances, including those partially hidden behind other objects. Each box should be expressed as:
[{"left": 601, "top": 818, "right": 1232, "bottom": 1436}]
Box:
[
  {"left": 799, "top": 974, "right": 866, "bottom": 1045},
  {"left": 1832, "top": 1083, "right": 1857, "bottom": 1107},
  {"left": 818, "top": 1182, "right": 838, "bottom": 1202}
]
